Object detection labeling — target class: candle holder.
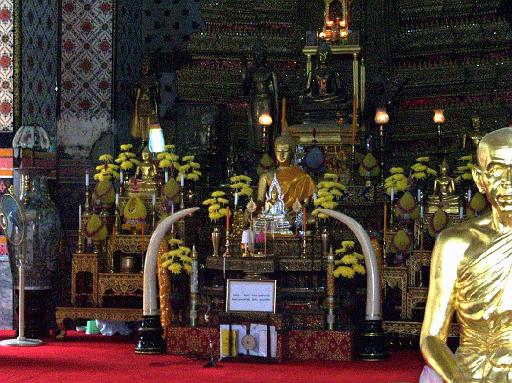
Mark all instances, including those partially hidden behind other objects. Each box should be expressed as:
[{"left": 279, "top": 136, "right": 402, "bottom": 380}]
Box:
[
  {"left": 374, "top": 108, "right": 389, "bottom": 187},
  {"left": 302, "top": 232, "right": 307, "bottom": 258},
  {"left": 211, "top": 227, "right": 220, "bottom": 257},
  {"left": 223, "top": 230, "right": 231, "bottom": 257},
  {"left": 76, "top": 228, "right": 85, "bottom": 254},
  {"left": 152, "top": 205, "right": 157, "bottom": 230},
  {"left": 114, "top": 205, "right": 121, "bottom": 234},
  {"left": 180, "top": 188, "right": 185, "bottom": 209}
]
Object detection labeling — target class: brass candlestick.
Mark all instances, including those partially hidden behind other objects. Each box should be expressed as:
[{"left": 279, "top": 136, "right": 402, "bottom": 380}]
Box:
[
  {"left": 114, "top": 205, "right": 121, "bottom": 234},
  {"left": 223, "top": 230, "right": 231, "bottom": 257},
  {"left": 180, "top": 188, "right": 185, "bottom": 209},
  {"left": 76, "top": 227, "right": 85, "bottom": 253}
]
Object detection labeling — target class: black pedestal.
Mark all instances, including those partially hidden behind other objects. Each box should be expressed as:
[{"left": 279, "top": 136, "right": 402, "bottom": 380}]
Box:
[
  {"left": 357, "top": 319, "right": 388, "bottom": 360},
  {"left": 135, "top": 315, "right": 165, "bottom": 354},
  {"left": 14, "top": 289, "right": 52, "bottom": 339}
]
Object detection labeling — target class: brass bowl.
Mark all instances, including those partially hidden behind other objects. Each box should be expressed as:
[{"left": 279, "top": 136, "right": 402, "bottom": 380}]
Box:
[{"left": 120, "top": 255, "right": 136, "bottom": 273}]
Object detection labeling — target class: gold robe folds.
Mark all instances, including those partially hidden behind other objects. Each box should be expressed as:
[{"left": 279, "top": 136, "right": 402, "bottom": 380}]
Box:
[
  {"left": 276, "top": 166, "right": 316, "bottom": 209},
  {"left": 455, "top": 230, "right": 512, "bottom": 382}
]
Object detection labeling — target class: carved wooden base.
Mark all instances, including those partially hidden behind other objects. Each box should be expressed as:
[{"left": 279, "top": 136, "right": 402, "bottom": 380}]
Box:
[{"left": 357, "top": 320, "right": 388, "bottom": 361}]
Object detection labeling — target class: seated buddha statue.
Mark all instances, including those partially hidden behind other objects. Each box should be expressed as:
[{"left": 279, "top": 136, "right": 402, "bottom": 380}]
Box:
[
  {"left": 255, "top": 174, "right": 292, "bottom": 235},
  {"left": 304, "top": 41, "right": 343, "bottom": 104},
  {"left": 129, "top": 146, "right": 159, "bottom": 197},
  {"left": 257, "top": 133, "right": 316, "bottom": 210},
  {"left": 426, "top": 159, "right": 459, "bottom": 214}
]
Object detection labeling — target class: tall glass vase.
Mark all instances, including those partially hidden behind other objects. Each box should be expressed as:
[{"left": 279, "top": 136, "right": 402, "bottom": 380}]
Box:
[{"left": 9, "top": 176, "right": 61, "bottom": 338}]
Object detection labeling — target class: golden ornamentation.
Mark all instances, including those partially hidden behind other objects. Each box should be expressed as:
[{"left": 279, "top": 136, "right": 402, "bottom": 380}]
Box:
[
  {"left": 406, "top": 250, "right": 431, "bottom": 287},
  {"left": 381, "top": 266, "right": 408, "bottom": 320},
  {"left": 383, "top": 321, "right": 459, "bottom": 337},
  {"left": 426, "top": 159, "right": 459, "bottom": 214},
  {"left": 421, "top": 127, "right": 512, "bottom": 382},
  {"left": 71, "top": 253, "right": 98, "bottom": 307},
  {"left": 406, "top": 287, "right": 428, "bottom": 320},
  {"left": 108, "top": 233, "right": 150, "bottom": 255},
  {"left": 98, "top": 273, "right": 143, "bottom": 307},
  {"left": 157, "top": 240, "right": 171, "bottom": 335}
]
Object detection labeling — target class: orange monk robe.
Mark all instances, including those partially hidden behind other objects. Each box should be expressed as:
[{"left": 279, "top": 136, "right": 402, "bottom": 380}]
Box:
[{"left": 276, "top": 166, "right": 316, "bottom": 209}]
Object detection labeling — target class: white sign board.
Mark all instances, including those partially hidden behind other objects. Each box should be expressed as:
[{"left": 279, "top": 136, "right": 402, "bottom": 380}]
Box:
[{"left": 226, "top": 279, "right": 276, "bottom": 313}]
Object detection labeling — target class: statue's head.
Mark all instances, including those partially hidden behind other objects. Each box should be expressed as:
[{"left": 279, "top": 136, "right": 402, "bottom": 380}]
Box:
[
  {"left": 141, "top": 55, "right": 151, "bottom": 76},
  {"left": 252, "top": 39, "right": 268, "bottom": 66},
  {"left": 141, "top": 146, "right": 150, "bottom": 160},
  {"left": 471, "top": 115, "right": 481, "bottom": 131},
  {"left": 274, "top": 134, "right": 296, "bottom": 166},
  {"left": 440, "top": 159, "right": 449, "bottom": 176},
  {"left": 473, "top": 127, "right": 512, "bottom": 216}
]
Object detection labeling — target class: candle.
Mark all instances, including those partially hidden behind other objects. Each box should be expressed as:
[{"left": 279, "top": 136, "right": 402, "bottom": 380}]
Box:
[
  {"left": 78, "top": 204, "right": 82, "bottom": 231},
  {"left": 234, "top": 192, "right": 238, "bottom": 207},
  {"left": 390, "top": 187, "right": 394, "bottom": 202},
  {"left": 115, "top": 193, "right": 119, "bottom": 207},
  {"left": 417, "top": 188, "right": 421, "bottom": 203},
  {"left": 191, "top": 245, "right": 198, "bottom": 294},
  {"left": 180, "top": 173, "right": 185, "bottom": 187},
  {"left": 420, "top": 204, "right": 424, "bottom": 219},
  {"left": 152, "top": 193, "right": 156, "bottom": 207},
  {"left": 164, "top": 169, "right": 169, "bottom": 183},
  {"left": 85, "top": 171, "right": 89, "bottom": 187},
  {"left": 467, "top": 188, "right": 472, "bottom": 202},
  {"left": 226, "top": 207, "right": 230, "bottom": 231},
  {"left": 383, "top": 203, "right": 387, "bottom": 241},
  {"left": 302, "top": 207, "right": 307, "bottom": 236},
  {"left": 459, "top": 205, "right": 464, "bottom": 219},
  {"left": 351, "top": 98, "right": 357, "bottom": 146},
  {"left": 120, "top": 170, "right": 124, "bottom": 184}
]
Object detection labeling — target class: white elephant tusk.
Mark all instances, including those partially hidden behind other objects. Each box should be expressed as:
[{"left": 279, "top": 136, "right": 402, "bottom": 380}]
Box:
[
  {"left": 143, "top": 207, "right": 199, "bottom": 316},
  {"left": 318, "top": 208, "right": 382, "bottom": 320}
]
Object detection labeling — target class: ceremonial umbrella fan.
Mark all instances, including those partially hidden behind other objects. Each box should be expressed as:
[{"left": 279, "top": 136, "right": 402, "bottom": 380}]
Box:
[{"left": 0, "top": 193, "right": 42, "bottom": 346}]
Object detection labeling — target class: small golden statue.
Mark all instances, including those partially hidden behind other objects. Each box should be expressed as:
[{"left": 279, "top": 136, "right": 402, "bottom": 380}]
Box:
[
  {"left": 305, "top": 42, "right": 343, "bottom": 104},
  {"left": 462, "top": 115, "right": 484, "bottom": 154},
  {"left": 421, "top": 127, "right": 512, "bottom": 382},
  {"left": 426, "top": 159, "right": 459, "bottom": 214},
  {"left": 257, "top": 134, "right": 316, "bottom": 210},
  {"left": 255, "top": 174, "right": 292, "bottom": 235},
  {"left": 130, "top": 55, "right": 160, "bottom": 147},
  {"left": 129, "top": 147, "right": 159, "bottom": 197}
]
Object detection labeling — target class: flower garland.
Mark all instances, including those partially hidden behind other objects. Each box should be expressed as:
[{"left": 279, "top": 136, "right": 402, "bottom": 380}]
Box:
[
  {"left": 333, "top": 240, "right": 366, "bottom": 279},
  {"left": 115, "top": 144, "right": 140, "bottom": 172},
  {"left": 161, "top": 238, "right": 192, "bottom": 275},
  {"left": 202, "top": 190, "right": 228, "bottom": 221},
  {"left": 312, "top": 173, "right": 346, "bottom": 220}
]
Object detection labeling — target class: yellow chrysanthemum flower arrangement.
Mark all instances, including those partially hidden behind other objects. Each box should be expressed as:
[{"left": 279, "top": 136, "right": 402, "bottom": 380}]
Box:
[
  {"left": 161, "top": 238, "right": 192, "bottom": 275},
  {"left": 454, "top": 155, "right": 474, "bottom": 183},
  {"left": 409, "top": 156, "right": 437, "bottom": 181},
  {"left": 229, "top": 174, "right": 253, "bottom": 199},
  {"left": 384, "top": 167, "right": 409, "bottom": 196},
  {"left": 157, "top": 144, "right": 180, "bottom": 172},
  {"left": 312, "top": 173, "right": 346, "bottom": 220},
  {"left": 176, "top": 155, "right": 202, "bottom": 182},
  {"left": 94, "top": 154, "right": 120, "bottom": 181},
  {"left": 115, "top": 144, "right": 140, "bottom": 172},
  {"left": 358, "top": 153, "right": 380, "bottom": 178},
  {"left": 333, "top": 240, "right": 366, "bottom": 279},
  {"left": 202, "top": 190, "right": 229, "bottom": 221}
]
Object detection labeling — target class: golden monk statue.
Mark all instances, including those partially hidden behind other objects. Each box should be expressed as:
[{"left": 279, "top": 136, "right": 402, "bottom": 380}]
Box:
[
  {"left": 129, "top": 147, "right": 158, "bottom": 196},
  {"left": 421, "top": 127, "right": 512, "bottom": 383},
  {"left": 257, "top": 134, "right": 316, "bottom": 210},
  {"left": 426, "top": 159, "right": 459, "bottom": 214},
  {"left": 130, "top": 56, "right": 160, "bottom": 147}
]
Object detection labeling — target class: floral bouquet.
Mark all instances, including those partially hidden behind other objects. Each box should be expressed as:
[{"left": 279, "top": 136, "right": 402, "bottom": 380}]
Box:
[
  {"left": 409, "top": 156, "right": 437, "bottom": 183},
  {"left": 358, "top": 153, "right": 380, "bottom": 178},
  {"left": 202, "top": 190, "right": 229, "bottom": 221},
  {"left": 229, "top": 174, "right": 253, "bottom": 205},
  {"left": 454, "top": 155, "right": 474, "bottom": 184},
  {"left": 115, "top": 144, "right": 140, "bottom": 173},
  {"left": 157, "top": 144, "right": 180, "bottom": 174},
  {"left": 177, "top": 155, "right": 202, "bottom": 183},
  {"left": 384, "top": 167, "right": 409, "bottom": 197},
  {"left": 312, "top": 173, "right": 346, "bottom": 220},
  {"left": 93, "top": 154, "right": 119, "bottom": 206},
  {"left": 161, "top": 238, "right": 192, "bottom": 275},
  {"left": 333, "top": 240, "right": 366, "bottom": 279}
]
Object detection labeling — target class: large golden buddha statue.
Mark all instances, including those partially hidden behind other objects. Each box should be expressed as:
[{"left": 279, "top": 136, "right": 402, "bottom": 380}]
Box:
[
  {"left": 257, "top": 134, "right": 316, "bottom": 210},
  {"left": 426, "top": 159, "right": 459, "bottom": 214},
  {"left": 421, "top": 127, "right": 512, "bottom": 382},
  {"left": 129, "top": 147, "right": 159, "bottom": 196}
]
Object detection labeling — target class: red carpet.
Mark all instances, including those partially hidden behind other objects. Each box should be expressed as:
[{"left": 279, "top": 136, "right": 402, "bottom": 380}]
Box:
[{"left": 0, "top": 330, "right": 422, "bottom": 383}]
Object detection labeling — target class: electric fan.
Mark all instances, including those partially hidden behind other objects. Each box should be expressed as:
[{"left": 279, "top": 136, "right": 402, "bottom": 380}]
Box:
[{"left": 0, "top": 193, "right": 42, "bottom": 346}]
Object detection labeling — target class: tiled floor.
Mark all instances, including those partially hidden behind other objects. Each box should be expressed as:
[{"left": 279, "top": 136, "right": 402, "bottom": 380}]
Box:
[{"left": 0, "top": 256, "right": 12, "bottom": 329}]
